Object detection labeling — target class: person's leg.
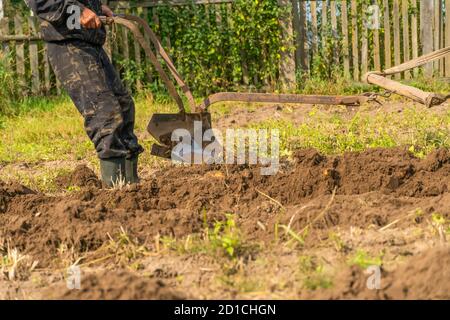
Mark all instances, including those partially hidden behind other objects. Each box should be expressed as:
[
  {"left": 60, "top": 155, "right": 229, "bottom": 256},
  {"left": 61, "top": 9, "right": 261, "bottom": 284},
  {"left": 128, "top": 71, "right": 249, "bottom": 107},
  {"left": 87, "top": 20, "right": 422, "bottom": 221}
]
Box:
[
  {"left": 99, "top": 48, "right": 143, "bottom": 183},
  {"left": 47, "top": 40, "right": 127, "bottom": 186}
]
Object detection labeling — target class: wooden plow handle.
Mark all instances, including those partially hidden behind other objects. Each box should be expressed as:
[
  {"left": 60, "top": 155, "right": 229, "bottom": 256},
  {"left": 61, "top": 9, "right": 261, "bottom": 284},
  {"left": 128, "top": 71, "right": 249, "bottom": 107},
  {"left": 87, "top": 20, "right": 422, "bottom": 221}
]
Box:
[{"left": 363, "top": 47, "right": 450, "bottom": 107}]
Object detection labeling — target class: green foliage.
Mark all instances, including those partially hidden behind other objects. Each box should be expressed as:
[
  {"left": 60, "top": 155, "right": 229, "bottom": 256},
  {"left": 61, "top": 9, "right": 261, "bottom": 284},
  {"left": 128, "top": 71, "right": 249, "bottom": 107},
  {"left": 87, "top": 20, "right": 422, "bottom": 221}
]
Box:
[
  {"left": 0, "top": 52, "right": 68, "bottom": 117},
  {"left": 309, "top": 24, "right": 342, "bottom": 81},
  {"left": 149, "top": 0, "right": 283, "bottom": 95},
  {"left": 3, "top": 0, "right": 29, "bottom": 16},
  {"left": 0, "top": 53, "right": 20, "bottom": 115},
  {"left": 298, "top": 255, "right": 332, "bottom": 290},
  {"left": 115, "top": 58, "right": 146, "bottom": 91},
  {"left": 160, "top": 213, "right": 244, "bottom": 260},
  {"left": 209, "top": 214, "right": 242, "bottom": 258}
]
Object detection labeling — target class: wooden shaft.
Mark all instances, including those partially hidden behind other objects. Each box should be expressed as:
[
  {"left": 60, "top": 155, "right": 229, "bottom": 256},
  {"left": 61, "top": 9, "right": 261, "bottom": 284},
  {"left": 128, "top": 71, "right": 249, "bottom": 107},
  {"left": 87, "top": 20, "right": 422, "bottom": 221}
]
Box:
[{"left": 364, "top": 72, "right": 445, "bottom": 106}]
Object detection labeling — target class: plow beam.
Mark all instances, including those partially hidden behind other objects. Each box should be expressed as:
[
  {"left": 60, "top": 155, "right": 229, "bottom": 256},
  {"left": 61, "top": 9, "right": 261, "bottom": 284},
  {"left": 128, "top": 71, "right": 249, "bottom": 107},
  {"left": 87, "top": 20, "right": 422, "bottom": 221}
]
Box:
[{"left": 198, "top": 92, "right": 372, "bottom": 111}]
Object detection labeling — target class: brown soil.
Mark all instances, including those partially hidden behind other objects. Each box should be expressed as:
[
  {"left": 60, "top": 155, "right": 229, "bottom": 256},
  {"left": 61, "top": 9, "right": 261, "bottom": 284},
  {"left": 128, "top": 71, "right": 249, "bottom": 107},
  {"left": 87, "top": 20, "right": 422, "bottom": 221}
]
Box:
[
  {"left": 55, "top": 165, "right": 102, "bottom": 189},
  {"left": 45, "top": 270, "right": 185, "bottom": 300},
  {"left": 0, "top": 147, "right": 449, "bottom": 299},
  {"left": 1, "top": 147, "right": 450, "bottom": 264},
  {"left": 305, "top": 246, "right": 450, "bottom": 300}
]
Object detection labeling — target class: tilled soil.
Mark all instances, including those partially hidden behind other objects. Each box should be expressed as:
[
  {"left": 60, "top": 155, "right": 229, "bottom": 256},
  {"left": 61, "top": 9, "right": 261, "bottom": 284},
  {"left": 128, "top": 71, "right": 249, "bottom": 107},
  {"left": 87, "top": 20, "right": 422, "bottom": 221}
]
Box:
[
  {"left": 302, "top": 246, "right": 450, "bottom": 300},
  {"left": 45, "top": 270, "right": 186, "bottom": 300},
  {"left": 0, "top": 147, "right": 449, "bottom": 299}
]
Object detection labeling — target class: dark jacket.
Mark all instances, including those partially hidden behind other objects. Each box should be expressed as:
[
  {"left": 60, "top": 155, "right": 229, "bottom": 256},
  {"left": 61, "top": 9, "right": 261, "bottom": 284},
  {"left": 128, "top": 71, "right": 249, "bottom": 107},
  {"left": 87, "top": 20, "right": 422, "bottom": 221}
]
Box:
[{"left": 31, "top": 0, "right": 106, "bottom": 46}]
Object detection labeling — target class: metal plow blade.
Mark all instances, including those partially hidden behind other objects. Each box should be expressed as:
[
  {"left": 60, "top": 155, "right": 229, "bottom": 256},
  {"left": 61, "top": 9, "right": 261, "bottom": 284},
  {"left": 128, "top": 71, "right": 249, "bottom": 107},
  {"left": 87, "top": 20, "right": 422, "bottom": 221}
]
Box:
[{"left": 147, "top": 112, "right": 213, "bottom": 161}]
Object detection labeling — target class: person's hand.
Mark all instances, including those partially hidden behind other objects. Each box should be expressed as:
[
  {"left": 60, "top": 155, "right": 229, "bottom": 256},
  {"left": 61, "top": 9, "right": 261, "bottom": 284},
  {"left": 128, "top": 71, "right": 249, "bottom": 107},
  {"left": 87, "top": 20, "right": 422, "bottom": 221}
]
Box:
[
  {"left": 80, "top": 7, "right": 101, "bottom": 29},
  {"left": 101, "top": 4, "right": 114, "bottom": 18}
]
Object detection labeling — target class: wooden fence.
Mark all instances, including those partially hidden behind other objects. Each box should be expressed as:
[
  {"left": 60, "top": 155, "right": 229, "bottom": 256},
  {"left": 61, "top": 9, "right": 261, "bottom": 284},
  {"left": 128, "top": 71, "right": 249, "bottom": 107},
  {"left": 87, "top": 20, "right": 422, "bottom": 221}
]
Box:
[
  {"left": 0, "top": 0, "right": 449, "bottom": 96},
  {"left": 289, "top": 0, "right": 450, "bottom": 81}
]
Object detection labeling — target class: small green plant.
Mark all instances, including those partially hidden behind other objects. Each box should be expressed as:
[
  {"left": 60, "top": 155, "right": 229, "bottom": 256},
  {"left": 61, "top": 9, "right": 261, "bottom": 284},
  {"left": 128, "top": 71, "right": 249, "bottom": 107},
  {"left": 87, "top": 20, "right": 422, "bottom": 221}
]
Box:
[
  {"left": 413, "top": 208, "right": 425, "bottom": 224},
  {"left": 298, "top": 256, "right": 332, "bottom": 290},
  {"left": 432, "top": 213, "right": 446, "bottom": 226},
  {"left": 328, "top": 231, "right": 347, "bottom": 253},
  {"left": 278, "top": 224, "right": 307, "bottom": 248},
  {"left": 348, "top": 250, "right": 383, "bottom": 269},
  {"left": 160, "top": 213, "right": 248, "bottom": 260},
  {"left": 116, "top": 58, "right": 147, "bottom": 92},
  {"left": 209, "top": 214, "right": 242, "bottom": 259},
  {"left": 430, "top": 213, "right": 448, "bottom": 243}
]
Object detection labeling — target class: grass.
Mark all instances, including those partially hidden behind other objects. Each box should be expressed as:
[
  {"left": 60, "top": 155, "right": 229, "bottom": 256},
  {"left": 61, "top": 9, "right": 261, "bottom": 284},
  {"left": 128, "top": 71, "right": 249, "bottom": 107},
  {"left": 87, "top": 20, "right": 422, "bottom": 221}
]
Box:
[
  {"left": 161, "top": 213, "right": 247, "bottom": 260},
  {"left": 3, "top": 99, "right": 449, "bottom": 166},
  {"left": 0, "top": 76, "right": 449, "bottom": 192},
  {"left": 0, "top": 240, "right": 38, "bottom": 281},
  {"left": 249, "top": 106, "right": 450, "bottom": 157},
  {"left": 348, "top": 249, "right": 383, "bottom": 269},
  {"left": 0, "top": 92, "right": 179, "bottom": 191},
  {"left": 0, "top": 93, "right": 176, "bottom": 165},
  {"left": 298, "top": 255, "right": 333, "bottom": 290}
]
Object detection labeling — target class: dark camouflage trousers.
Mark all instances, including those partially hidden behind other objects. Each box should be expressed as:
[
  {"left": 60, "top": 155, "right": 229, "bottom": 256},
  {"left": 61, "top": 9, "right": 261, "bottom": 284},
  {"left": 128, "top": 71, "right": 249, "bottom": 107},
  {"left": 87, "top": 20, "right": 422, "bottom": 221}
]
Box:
[{"left": 47, "top": 40, "right": 144, "bottom": 159}]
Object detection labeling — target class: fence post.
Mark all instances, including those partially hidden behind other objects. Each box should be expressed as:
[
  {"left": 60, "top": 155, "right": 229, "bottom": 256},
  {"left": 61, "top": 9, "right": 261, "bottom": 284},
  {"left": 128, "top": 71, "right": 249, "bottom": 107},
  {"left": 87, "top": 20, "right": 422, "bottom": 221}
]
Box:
[
  {"left": 278, "top": 0, "right": 296, "bottom": 91},
  {"left": 299, "top": 0, "right": 308, "bottom": 73},
  {"left": 14, "top": 15, "right": 26, "bottom": 93},
  {"left": 383, "top": 0, "right": 392, "bottom": 71},
  {"left": 330, "top": 0, "right": 339, "bottom": 65},
  {"left": 372, "top": 3, "right": 381, "bottom": 71},
  {"left": 341, "top": 0, "right": 350, "bottom": 78},
  {"left": 28, "top": 16, "right": 40, "bottom": 94},
  {"left": 434, "top": 0, "right": 443, "bottom": 75},
  {"left": 0, "top": 17, "right": 9, "bottom": 68},
  {"left": 292, "top": 0, "right": 301, "bottom": 71},
  {"left": 361, "top": 3, "right": 368, "bottom": 79},
  {"left": 393, "top": 0, "right": 401, "bottom": 79},
  {"left": 402, "top": 0, "right": 411, "bottom": 79},
  {"left": 351, "top": 0, "right": 359, "bottom": 81},
  {"left": 411, "top": 0, "right": 419, "bottom": 77},
  {"left": 421, "top": 0, "right": 434, "bottom": 77},
  {"left": 322, "top": 0, "right": 328, "bottom": 34},
  {"left": 310, "top": 0, "right": 318, "bottom": 55}
]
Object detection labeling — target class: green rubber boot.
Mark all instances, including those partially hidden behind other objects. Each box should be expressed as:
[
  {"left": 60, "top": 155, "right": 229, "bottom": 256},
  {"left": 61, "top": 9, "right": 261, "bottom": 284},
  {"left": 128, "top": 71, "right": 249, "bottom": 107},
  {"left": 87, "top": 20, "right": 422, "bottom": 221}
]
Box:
[
  {"left": 125, "top": 155, "right": 139, "bottom": 184},
  {"left": 100, "top": 158, "right": 126, "bottom": 188}
]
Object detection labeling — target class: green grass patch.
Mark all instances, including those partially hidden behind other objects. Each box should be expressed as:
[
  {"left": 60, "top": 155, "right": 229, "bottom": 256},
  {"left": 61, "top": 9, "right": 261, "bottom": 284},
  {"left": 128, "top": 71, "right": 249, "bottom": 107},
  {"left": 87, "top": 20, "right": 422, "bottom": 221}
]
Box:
[
  {"left": 0, "top": 79, "right": 449, "bottom": 193},
  {"left": 249, "top": 107, "right": 450, "bottom": 157},
  {"left": 161, "top": 213, "right": 248, "bottom": 260},
  {"left": 298, "top": 255, "right": 333, "bottom": 290},
  {"left": 0, "top": 91, "right": 180, "bottom": 165},
  {"left": 348, "top": 250, "right": 383, "bottom": 269},
  {"left": 0, "top": 99, "right": 92, "bottom": 163}
]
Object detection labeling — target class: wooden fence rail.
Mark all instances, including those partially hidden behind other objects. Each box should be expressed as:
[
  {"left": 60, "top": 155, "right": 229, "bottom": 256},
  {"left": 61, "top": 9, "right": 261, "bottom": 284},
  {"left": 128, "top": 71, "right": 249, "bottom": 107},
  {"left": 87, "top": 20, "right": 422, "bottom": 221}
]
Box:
[
  {"left": 290, "top": 0, "right": 450, "bottom": 81},
  {"left": 0, "top": 0, "right": 449, "bottom": 96}
]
